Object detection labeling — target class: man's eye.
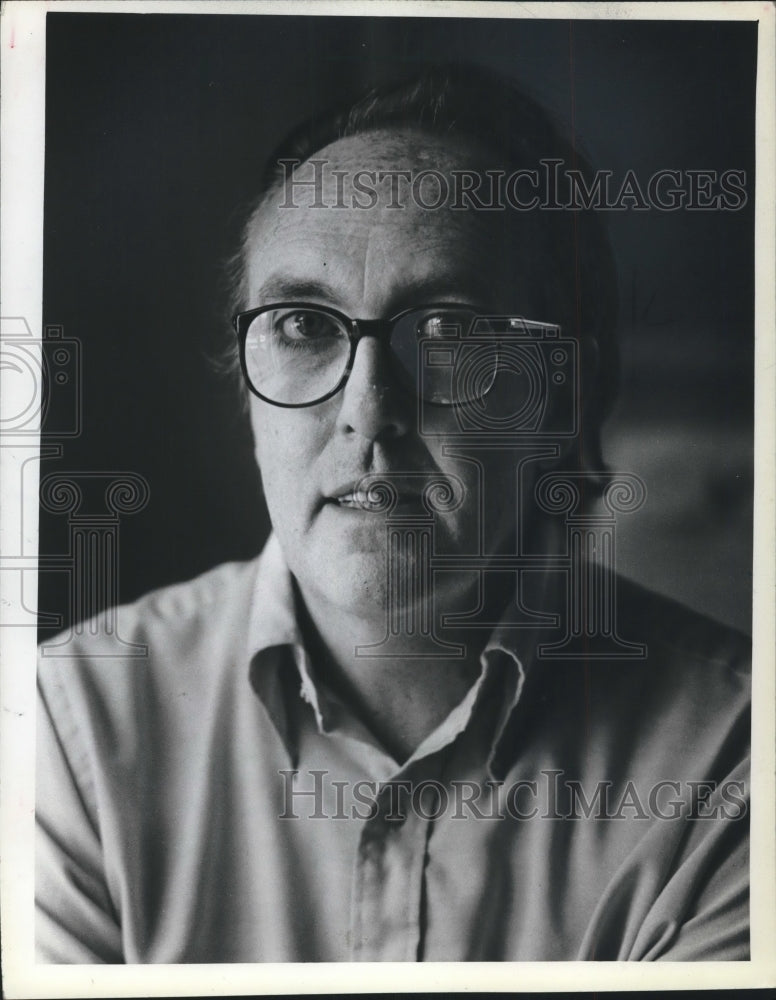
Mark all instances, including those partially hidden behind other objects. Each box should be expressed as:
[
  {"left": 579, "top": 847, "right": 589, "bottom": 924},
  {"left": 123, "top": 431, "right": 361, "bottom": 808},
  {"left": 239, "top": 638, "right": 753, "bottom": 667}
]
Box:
[
  {"left": 416, "top": 311, "right": 474, "bottom": 338},
  {"left": 277, "top": 311, "right": 339, "bottom": 340}
]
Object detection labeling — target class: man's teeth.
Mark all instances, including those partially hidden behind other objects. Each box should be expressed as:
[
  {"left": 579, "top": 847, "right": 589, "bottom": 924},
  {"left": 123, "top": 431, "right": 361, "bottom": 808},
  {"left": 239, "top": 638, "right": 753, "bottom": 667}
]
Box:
[
  {"left": 333, "top": 490, "right": 421, "bottom": 509},
  {"left": 336, "top": 491, "right": 378, "bottom": 507}
]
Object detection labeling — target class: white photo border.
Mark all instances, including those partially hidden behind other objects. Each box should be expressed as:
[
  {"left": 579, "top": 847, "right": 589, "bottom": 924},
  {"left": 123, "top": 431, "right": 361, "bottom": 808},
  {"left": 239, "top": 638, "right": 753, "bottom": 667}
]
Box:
[{"left": 1, "top": 1, "right": 774, "bottom": 995}]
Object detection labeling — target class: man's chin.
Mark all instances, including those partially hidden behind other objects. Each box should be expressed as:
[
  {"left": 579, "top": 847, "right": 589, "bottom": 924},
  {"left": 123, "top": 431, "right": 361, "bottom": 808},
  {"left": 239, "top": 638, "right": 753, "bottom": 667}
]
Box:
[
  {"left": 306, "top": 547, "right": 390, "bottom": 606},
  {"left": 300, "top": 540, "right": 412, "bottom": 614},
  {"left": 301, "top": 538, "right": 476, "bottom": 635}
]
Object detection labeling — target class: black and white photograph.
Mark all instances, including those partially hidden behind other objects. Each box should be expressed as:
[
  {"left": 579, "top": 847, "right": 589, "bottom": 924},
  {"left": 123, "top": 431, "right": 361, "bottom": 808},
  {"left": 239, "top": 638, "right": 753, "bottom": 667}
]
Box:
[{"left": 1, "top": 1, "right": 774, "bottom": 994}]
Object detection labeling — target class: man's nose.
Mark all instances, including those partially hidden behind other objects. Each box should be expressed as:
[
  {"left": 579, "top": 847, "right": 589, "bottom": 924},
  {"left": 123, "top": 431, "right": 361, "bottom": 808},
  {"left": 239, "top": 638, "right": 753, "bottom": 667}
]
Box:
[{"left": 335, "top": 335, "right": 412, "bottom": 442}]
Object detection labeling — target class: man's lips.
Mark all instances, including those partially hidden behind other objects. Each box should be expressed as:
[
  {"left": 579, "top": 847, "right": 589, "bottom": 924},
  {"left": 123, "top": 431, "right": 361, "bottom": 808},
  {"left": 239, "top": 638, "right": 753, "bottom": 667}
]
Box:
[
  {"left": 325, "top": 487, "right": 425, "bottom": 512},
  {"left": 331, "top": 490, "right": 390, "bottom": 511},
  {"left": 319, "top": 472, "right": 466, "bottom": 518},
  {"left": 323, "top": 474, "right": 430, "bottom": 513}
]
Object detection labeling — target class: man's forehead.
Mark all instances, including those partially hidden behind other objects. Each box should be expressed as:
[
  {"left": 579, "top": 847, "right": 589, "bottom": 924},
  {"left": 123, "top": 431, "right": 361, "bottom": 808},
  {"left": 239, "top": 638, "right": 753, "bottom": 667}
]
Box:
[
  {"left": 245, "top": 217, "right": 507, "bottom": 313},
  {"left": 243, "top": 128, "right": 541, "bottom": 312},
  {"left": 252, "top": 129, "right": 501, "bottom": 225}
]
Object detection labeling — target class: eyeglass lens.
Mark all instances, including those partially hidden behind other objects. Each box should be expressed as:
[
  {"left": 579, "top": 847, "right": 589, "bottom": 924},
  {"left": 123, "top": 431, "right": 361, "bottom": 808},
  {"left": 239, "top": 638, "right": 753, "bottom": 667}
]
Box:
[{"left": 243, "top": 306, "right": 500, "bottom": 406}]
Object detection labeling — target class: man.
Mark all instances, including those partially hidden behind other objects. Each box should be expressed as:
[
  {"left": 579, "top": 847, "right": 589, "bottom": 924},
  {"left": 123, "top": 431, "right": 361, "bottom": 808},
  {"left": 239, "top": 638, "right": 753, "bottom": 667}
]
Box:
[{"left": 36, "top": 64, "right": 750, "bottom": 962}]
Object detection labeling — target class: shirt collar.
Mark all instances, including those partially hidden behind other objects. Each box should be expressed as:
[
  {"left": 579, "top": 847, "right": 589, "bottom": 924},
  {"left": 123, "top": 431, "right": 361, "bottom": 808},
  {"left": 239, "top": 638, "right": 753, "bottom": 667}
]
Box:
[
  {"left": 245, "top": 535, "right": 325, "bottom": 763},
  {"left": 246, "top": 533, "right": 552, "bottom": 776}
]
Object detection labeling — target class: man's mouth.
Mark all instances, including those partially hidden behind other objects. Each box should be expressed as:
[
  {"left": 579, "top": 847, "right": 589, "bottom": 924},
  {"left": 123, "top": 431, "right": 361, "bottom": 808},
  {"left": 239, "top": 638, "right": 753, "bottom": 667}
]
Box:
[
  {"left": 325, "top": 474, "right": 430, "bottom": 514},
  {"left": 324, "top": 472, "right": 465, "bottom": 517},
  {"left": 328, "top": 489, "right": 425, "bottom": 512},
  {"left": 333, "top": 490, "right": 388, "bottom": 511}
]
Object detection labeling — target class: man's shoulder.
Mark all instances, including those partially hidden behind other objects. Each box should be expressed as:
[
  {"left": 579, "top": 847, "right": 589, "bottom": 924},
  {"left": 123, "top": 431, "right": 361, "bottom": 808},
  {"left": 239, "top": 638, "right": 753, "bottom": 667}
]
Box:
[
  {"left": 37, "top": 556, "right": 264, "bottom": 698},
  {"left": 617, "top": 577, "right": 752, "bottom": 672},
  {"left": 510, "top": 576, "right": 752, "bottom": 787},
  {"left": 591, "top": 576, "right": 751, "bottom": 757},
  {"left": 615, "top": 574, "right": 750, "bottom": 677},
  {"left": 128, "top": 557, "right": 260, "bottom": 631}
]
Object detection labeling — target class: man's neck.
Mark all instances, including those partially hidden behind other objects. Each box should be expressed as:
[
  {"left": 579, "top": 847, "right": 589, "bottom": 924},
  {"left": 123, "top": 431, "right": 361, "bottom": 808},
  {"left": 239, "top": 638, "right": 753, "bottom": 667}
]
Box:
[{"left": 294, "top": 580, "right": 497, "bottom": 764}]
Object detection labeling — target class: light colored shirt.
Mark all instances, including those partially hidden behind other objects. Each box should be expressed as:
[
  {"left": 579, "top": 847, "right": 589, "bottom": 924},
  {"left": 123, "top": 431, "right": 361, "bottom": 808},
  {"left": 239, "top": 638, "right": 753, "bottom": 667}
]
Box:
[{"left": 36, "top": 534, "right": 750, "bottom": 962}]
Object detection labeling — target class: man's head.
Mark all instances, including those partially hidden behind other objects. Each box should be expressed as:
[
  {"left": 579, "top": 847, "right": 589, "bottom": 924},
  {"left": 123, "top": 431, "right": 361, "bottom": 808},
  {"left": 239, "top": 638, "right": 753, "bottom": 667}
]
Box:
[{"left": 225, "top": 64, "right": 619, "bottom": 625}]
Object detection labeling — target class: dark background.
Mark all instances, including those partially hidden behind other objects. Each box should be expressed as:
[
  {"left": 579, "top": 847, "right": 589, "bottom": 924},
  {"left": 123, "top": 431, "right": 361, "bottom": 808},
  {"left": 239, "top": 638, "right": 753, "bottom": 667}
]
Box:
[{"left": 39, "top": 13, "right": 756, "bottom": 638}]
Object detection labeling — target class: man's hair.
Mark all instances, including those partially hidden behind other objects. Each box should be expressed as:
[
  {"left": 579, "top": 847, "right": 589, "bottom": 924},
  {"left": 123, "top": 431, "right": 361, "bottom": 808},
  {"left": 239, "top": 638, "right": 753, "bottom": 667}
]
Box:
[{"left": 222, "top": 62, "right": 619, "bottom": 479}]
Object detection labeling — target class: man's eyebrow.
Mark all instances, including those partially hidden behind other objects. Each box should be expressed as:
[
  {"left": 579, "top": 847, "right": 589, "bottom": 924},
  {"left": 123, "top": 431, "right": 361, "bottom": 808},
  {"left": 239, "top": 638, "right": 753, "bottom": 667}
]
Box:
[
  {"left": 388, "top": 274, "right": 494, "bottom": 311},
  {"left": 253, "top": 273, "right": 499, "bottom": 312},
  {"left": 253, "top": 277, "right": 343, "bottom": 304}
]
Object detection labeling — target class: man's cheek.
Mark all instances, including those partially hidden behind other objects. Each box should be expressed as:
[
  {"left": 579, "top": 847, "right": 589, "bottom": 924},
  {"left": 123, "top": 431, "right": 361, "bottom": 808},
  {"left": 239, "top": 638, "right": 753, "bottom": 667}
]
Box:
[{"left": 254, "top": 416, "right": 307, "bottom": 468}]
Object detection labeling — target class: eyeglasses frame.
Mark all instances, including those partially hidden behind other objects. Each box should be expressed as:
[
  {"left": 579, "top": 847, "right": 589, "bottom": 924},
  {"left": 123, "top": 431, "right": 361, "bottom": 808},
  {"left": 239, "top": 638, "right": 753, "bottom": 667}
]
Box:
[{"left": 232, "top": 301, "right": 561, "bottom": 409}]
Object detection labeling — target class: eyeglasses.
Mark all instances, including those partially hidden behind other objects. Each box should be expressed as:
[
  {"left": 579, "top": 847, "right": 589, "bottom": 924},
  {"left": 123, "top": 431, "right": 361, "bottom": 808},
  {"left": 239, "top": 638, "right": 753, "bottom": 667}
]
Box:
[{"left": 232, "top": 302, "right": 561, "bottom": 409}]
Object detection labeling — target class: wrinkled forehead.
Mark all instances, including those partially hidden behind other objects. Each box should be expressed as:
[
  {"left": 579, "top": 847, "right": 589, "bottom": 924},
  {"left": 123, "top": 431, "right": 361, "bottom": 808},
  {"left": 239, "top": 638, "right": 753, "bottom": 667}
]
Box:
[{"left": 243, "top": 129, "right": 546, "bottom": 311}]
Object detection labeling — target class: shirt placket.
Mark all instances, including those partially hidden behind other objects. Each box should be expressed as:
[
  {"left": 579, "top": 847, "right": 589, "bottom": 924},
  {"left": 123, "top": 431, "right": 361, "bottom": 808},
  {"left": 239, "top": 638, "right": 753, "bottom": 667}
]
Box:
[
  {"left": 344, "top": 658, "right": 525, "bottom": 961},
  {"left": 349, "top": 769, "right": 437, "bottom": 961}
]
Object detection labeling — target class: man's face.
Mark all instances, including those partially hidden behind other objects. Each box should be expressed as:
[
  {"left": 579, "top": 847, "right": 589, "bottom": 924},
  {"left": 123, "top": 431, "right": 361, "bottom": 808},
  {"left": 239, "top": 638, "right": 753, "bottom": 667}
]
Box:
[{"left": 245, "top": 130, "right": 545, "bottom": 626}]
